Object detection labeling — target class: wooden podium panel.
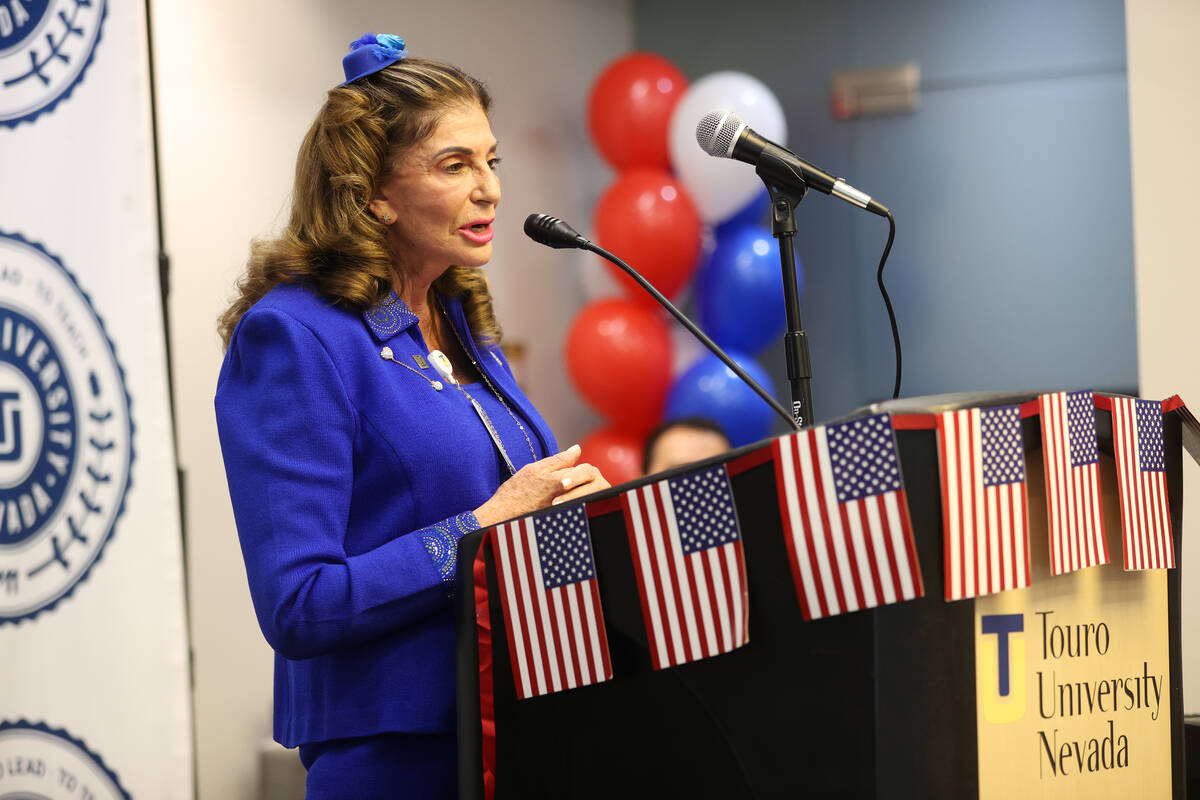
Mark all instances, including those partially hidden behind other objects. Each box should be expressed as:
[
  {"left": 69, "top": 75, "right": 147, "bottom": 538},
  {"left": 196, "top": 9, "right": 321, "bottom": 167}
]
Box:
[{"left": 455, "top": 394, "right": 1186, "bottom": 798}]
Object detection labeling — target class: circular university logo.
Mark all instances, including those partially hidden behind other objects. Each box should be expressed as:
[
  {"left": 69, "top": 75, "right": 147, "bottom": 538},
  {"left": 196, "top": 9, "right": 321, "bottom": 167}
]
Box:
[
  {"left": 0, "top": 231, "right": 132, "bottom": 622},
  {"left": 0, "top": 0, "right": 106, "bottom": 127},
  {"left": 0, "top": 720, "right": 131, "bottom": 799}
]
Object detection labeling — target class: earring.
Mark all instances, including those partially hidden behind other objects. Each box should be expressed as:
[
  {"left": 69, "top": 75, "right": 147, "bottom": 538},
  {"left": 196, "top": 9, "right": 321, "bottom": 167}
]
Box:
[{"left": 380, "top": 213, "right": 391, "bottom": 224}]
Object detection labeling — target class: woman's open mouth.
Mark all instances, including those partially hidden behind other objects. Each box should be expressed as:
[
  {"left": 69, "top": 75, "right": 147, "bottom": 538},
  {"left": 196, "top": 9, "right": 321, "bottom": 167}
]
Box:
[{"left": 459, "top": 220, "right": 494, "bottom": 244}]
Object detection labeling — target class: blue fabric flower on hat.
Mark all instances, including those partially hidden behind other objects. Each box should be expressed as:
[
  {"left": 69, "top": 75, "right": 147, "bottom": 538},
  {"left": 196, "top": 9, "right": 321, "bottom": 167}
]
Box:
[
  {"left": 341, "top": 32, "right": 408, "bottom": 85},
  {"left": 375, "top": 34, "right": 407, "bottom": 54},
  {"left": 348, "top": 32, "right": 408, "bottom": 62}
]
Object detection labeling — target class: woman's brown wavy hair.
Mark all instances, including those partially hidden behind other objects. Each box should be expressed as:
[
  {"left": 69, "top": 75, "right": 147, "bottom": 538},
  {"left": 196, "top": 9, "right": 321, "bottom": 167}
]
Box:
[{"left": 218, "top": 57, "right": 500, "bottom": 349}]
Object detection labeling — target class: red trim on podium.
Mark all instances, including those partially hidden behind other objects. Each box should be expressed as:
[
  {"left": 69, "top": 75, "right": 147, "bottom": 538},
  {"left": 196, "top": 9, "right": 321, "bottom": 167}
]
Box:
[
  {"left": 585, "top": 496, "right": 624, "bottom": 518},
  {"left": 473, "top": 532, "right": 497, "bottom": 800},
  {"left": 1093, "top": 394, "right": 1113, "bottom": 411},
  {"left": 1163, "top": 394, "right": 1185, "bottom": 413},
  {"left": 726, "top": 444, "right": 773, "bottom": 476},
  {"left": 890, "top": 413, "right": 935, "bottom": 430}
]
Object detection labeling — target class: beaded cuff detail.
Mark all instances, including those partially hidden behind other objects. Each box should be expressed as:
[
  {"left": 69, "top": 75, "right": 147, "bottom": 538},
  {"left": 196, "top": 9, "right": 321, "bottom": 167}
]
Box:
[{"left": 419, "top": 511, "right": 481, "bottom": 593}]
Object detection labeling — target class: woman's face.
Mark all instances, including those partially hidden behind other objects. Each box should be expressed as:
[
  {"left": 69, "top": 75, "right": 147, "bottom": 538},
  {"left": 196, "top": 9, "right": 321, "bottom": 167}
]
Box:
[{"left": 371, "top": 103, "right": 501, "bottom": 284}]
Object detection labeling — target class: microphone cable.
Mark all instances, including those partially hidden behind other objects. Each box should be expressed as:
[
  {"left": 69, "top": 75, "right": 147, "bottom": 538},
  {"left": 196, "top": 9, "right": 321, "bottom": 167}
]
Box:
[{"left": 878, "top": 210, "right": 902, "bottom": 400}]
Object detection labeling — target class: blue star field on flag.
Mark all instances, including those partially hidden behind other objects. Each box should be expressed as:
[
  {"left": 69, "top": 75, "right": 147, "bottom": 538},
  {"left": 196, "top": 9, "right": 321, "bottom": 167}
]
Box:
[
  {"left": 534, "top": 505, "right": 596, "bottom": 589},
  {"left": 1067, "top": 390, "right": 1098, "bottom": 467},
  {"left": 981, "top": 405, "right": 1026, "bottom": 487},
  {"left": 667, "top": 466, "right": 741, "bottom": 556},
  {"left": 1135, "top": 398, "right": 1165, "bottom": 473},
  {"left": 826, "top": 413, "right": 903, "bottom": 503}
]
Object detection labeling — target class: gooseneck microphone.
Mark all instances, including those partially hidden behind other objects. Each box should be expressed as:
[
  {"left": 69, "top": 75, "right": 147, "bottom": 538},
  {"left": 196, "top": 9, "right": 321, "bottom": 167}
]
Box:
[
  {"left": 523, "top": 213, "right": 800, "bottom": 433},
  {"left": 522, "top": 214, "right": 589, "bottom": 249},
  {"left": 695, "top": 109, "right": 889, "bottom": 217}
]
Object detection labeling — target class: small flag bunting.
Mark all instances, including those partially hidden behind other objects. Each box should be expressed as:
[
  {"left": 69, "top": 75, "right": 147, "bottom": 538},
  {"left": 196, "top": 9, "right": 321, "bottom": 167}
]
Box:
[
  {"left": 772, "top": 413, "right": 923, "bottom": 620},
  {"left": 491, "top": 505, "right": 613, "bottom": 699},
  {"left": 621, "top": 465, "right": 749, "bottom": 670},
  {"left": 935, "top": 405, "right": 1031, "bottom": 600},
  {"left": 1109, "top": 397, "right": 1175, "bottom": 570},
  {"left": 1037, "top": 390, "right": 1109, "bottom": 575}
]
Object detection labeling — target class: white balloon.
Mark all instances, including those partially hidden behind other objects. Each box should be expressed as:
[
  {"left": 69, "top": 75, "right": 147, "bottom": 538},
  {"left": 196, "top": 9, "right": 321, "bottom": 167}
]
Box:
[{"left": 668, "top": 71, "right": 788, "bottom": 225}]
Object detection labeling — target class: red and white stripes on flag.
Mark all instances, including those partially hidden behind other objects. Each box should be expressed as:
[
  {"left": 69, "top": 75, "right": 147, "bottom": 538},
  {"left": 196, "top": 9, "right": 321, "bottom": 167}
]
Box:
[
  {"left": 491, "top": 506, "right": 612, "bottom": 699},
  {"left": 1110, "top": 397, "right": 1175, "bottom": 570},
  {"left": 1038, "top": 391, "right": 1109, "bottom": 575},
  {"left": 936, "top": 405, "right": 1031, "bottom": 600},
  {"left": 621, "top": 466, "right": 748, "bottom": 670},
  {"left": 772, "top": 413, "right": 923, "bottom": 620}
]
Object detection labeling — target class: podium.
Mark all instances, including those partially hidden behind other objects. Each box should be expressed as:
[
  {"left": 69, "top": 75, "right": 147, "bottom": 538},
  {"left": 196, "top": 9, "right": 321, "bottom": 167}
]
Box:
[{"left": 454, "top": 393, "right": 1187, "bottom": 798}]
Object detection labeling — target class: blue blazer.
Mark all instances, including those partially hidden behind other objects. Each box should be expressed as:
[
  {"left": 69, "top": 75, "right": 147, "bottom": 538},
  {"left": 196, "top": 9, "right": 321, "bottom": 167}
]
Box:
[{"left": 215, "top": 283, "right": 555, "bottom": 747}]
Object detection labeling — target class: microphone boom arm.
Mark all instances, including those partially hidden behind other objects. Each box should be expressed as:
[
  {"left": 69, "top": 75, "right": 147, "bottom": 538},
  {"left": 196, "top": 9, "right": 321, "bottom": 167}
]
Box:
[{"left": 581, "top": 241, "right": 801, "bottom": 434}]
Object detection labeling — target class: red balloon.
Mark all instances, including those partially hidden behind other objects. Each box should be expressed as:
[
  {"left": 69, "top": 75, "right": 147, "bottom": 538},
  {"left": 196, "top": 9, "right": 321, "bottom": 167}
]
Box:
[
  {"left": 587, "top": 53, "right": 688, "bottom": 171},
  {"left": 594, "top": 169, "right": 702, "bottom": 307},
  {"left": 580, "top": 427, "right": 645, "bottom": 486},
  {"left": 565, "top": 298, "right": 671, "bottom": 432}
]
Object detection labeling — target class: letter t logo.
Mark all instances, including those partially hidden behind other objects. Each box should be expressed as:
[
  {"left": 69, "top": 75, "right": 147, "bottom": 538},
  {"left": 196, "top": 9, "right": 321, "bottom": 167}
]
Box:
[
  {"left": 981, "top": 614, "right": 1023, "bottom": 696},
  {"left": 979, "top": 613, "right": 1026, "bottom": 724}
]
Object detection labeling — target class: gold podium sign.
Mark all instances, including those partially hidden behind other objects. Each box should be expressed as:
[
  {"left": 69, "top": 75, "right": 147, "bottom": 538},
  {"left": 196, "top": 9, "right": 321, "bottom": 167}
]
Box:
[{"left": 974, "top": 454, "right": 1171, "bottom": 798}]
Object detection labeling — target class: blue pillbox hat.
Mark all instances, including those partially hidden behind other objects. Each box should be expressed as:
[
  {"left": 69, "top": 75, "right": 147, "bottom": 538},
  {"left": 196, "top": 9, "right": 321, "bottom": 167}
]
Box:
[{"left": 340, "top": 33, "right": 408, "bottom": 86}]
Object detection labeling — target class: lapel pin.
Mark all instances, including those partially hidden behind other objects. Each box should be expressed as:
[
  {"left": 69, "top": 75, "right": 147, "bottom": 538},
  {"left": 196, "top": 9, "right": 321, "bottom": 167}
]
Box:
[{"left": 380, "top": 347, "right": 443, "bottom": 391}]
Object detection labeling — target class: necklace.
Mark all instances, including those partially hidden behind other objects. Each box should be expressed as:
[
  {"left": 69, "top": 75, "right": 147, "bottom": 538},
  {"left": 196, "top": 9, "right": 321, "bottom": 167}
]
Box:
[{"left": 438, "top": 299, "right": 538, "bottom": 467}]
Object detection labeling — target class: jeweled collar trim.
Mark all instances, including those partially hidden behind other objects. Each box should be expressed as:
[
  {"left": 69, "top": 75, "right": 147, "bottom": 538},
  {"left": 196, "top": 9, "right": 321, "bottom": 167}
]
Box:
[{"left": 362, "top": 291, "right": 419, "bottom": 341}]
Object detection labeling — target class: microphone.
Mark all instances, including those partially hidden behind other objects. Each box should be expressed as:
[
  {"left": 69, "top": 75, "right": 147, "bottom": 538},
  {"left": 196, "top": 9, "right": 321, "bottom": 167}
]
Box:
[
  {"left": 695, "top": 109, "right": 889, "bottom": 217},
  {"left": 523, "top": 213, "right": 800, "bottom": 432},
  {"left": 523, "top": 214, "right": 589, "bottom": 249}
]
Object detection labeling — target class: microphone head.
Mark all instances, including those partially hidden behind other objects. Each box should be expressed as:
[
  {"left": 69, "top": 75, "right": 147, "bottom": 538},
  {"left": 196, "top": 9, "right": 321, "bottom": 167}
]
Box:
[
  {"left": 695, "top": 110, "right": 745, "bottom": 158},
  {"left": 523, "top": 213, "right": 588, "bottom": 250}
]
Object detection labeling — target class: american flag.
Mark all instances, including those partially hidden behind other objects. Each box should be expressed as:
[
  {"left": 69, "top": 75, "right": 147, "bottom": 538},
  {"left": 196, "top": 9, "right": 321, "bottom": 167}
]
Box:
[
  {"left": 1038, "top": 391, "right": 1109, "bottom": 575},
  {"left": 491, "top": 505, "right": 613, "bottom": 699},
  {"left": 772, "top": 413, "right": 923, "bottom": 620},
  {"left": 936, "top": 405, "right": 1031, "bottom": 600},
  {"left": 621, "top": 466, "right": 748, "bottom": 670},
  {"left": 1110, "top": 397, "right": 1175, "bottom": 570}
]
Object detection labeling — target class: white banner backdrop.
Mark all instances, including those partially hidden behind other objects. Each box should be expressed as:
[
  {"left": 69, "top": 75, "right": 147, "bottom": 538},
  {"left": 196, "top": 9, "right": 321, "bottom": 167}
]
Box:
[{"left": 0, "top": 0, "right": 193, "bottom": 798}]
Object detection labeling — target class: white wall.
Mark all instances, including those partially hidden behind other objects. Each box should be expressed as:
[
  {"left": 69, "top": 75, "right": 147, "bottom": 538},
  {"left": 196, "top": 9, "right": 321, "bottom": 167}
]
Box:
[
  {"left": 1125, "top": 0, "right": 1200, "bottom": 714},
  {"left": 148, "top": 2, "right": 631, "bottom": 797}
]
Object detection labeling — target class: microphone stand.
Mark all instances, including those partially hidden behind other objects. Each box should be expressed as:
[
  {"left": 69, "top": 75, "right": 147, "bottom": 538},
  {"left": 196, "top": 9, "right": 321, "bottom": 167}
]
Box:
[{"left": 759, "top": 168, "right": 816, "bottom": 429}]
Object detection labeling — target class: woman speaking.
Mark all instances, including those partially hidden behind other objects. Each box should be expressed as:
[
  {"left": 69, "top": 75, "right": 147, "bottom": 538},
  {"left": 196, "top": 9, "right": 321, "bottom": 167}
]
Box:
[{"left": 215, "top": 33, "right": 608, "bottom": 798}]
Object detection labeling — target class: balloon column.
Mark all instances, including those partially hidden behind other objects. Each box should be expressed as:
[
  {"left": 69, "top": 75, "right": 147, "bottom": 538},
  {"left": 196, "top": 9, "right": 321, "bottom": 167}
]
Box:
[{"left": 568, "top": 55, "right": 800, "bottom": 475}]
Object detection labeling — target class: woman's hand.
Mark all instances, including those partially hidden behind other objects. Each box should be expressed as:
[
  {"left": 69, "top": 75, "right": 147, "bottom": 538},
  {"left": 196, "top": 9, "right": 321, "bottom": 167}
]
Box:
[{"left": 472, "top": 444, "right": 612, "bottom": 528}]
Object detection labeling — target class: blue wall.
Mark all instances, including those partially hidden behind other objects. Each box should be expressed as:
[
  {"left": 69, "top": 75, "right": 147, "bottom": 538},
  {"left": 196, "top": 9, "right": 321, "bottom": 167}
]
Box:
[{"left": 635, "top": 0, "right": 1135, "bottom": 423}]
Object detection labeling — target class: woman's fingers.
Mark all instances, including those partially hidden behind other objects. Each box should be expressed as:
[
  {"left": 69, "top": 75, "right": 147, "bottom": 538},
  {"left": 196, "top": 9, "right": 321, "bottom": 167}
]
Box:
[
  {"left": 545, "top": 443, "right": 582, "bottom": 469},
  {"left": 553, "top": 462, "right": 600, "bottom": 491},
  {"left": 551, "top": 463, "right": 611, "bottom": 504}
]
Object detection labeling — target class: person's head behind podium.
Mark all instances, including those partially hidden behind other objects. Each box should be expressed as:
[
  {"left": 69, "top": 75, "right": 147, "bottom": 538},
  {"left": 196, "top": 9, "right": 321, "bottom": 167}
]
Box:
[{"left": 642, "top": 417, "right": 732, "bottom": 476}]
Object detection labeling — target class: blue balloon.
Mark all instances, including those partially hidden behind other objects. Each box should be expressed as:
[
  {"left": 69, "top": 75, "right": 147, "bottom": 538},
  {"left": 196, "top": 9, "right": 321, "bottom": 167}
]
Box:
[
  {"left": 696, "top": 223, "right": 803, "bottom": 354},
  {"left": 665, "top": 351, "right": 776, "bottom": 447}
]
